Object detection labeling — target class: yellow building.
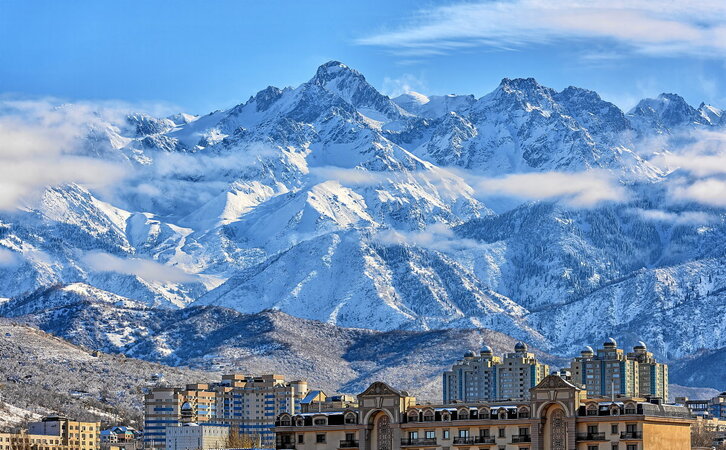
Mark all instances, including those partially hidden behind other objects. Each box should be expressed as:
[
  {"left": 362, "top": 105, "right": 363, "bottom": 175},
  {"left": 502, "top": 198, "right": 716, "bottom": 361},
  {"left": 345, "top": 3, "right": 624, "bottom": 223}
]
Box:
[
  {"left": 275, "top": 376, "right": 693, "bottom": 450},
  {"left": 0, "top": 416, "right": 100, "bottom": 450}
]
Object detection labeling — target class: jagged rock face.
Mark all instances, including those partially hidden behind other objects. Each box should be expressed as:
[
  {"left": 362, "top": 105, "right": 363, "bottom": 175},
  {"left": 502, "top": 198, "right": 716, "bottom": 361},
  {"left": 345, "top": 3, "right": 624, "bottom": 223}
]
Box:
[{"left": 0, "top": 61, "right": 725, "bottom": 387}]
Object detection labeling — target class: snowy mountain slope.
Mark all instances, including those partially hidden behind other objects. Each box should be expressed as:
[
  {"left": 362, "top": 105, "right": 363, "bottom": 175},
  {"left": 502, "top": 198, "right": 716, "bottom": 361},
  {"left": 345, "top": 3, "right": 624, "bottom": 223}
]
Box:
[
  {"left": 0, "top": 318, "right": 208, "bottom": 427},
  {"left": 0, "top": 61, "right": 725, "bottom": 383},
  {"left": 5, "top": 286, "right": 720, "bottom": 397},
  {"left": 0, "top": 286, "right": 560, "bottom": 401}
]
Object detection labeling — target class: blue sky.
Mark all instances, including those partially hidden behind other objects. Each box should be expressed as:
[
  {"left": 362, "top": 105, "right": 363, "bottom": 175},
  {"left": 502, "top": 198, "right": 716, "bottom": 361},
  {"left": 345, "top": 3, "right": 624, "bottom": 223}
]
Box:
[{"left": 1, "top": 0, "right": 725, "bottom": 115}]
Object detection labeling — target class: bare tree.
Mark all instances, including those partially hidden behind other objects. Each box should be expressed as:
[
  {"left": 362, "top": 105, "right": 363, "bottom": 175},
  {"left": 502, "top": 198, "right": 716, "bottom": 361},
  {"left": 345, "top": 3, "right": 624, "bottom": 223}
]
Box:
[
  {"left": 692, "top": 420, "right": 718, "bottom": 448},
  {"left": 225, "top": 428, "right": 259, "bottom": 449}
]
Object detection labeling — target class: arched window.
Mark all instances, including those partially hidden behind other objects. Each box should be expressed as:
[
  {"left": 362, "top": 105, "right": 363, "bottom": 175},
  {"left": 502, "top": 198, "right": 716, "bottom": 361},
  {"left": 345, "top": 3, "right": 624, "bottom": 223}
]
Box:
[
  {"left": 422, "top": 410, "right": 434, "bottom": 422},
  {"left": 478, "top": 408, "right": 490, "bottom": 419},
  {"left": 407, "top": 410, "right": 419, "bottom": 422},
  {"left": 313, "top": 417, "right": 327, "bottom": 426},
  {"left": 586, "top": 404, "right": 598, "bottom": 416},
  {"left": 610, "top": 406, "right": 620, "bottom": 416},
  {"left": 344, "top": 412, "right": 357, "bottom": 424},
  {"left": 457, "top": 408, "right": 469, "bottom": 420},
  {"left": 624, "top": 403, "right": 637, "bottom": 415},
  {"left": 279, "top": 414, "right": 291, "bottom": 426},
  {"left": 518, "top": 407, "right": 530, "bottom": 419}
]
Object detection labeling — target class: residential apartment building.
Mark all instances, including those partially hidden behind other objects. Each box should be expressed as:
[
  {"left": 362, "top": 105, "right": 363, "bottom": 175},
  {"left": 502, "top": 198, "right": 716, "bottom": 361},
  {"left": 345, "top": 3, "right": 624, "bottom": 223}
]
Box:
[
  {"left": 626, "top": 343, "right": 668, "bottom": 401},
  {"left": 275, "top": 376, "right": 694, "bottom": 450},
  {"left": 144, "top": 374, "right": 310, "bottom": 449},
  {"left": 443, "top": 343, "right": 549, "bottom": 403},
  {"left": 0, "top": 430, "right": 67, "bottom": 450},
  {"left": 569, "top": 339, "right": 667, "bottom": 400},
  {"left": 29, "top": 416, "right": 101, "bottom": 450},
  {"left": 0, "top": 416, "right": 101, "bottom": 450}
]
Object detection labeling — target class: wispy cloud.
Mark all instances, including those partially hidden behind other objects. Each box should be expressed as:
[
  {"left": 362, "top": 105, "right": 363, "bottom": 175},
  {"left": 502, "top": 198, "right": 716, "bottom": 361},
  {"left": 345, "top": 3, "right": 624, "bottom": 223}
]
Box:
[
  {"left": 0, "top": 248, "right": 20, "bottom": 267},
  {"left": 357, "top": 0, "right": 726, "bottom": 59},
  {"left": 309, "top": 166, "right": 387, "bottom": 186},
  {"left": 376, "top": 223, "right": 486, "bottom": 252},
  {"left": 380, "top": 73, "right": 427, "bottom": 98},
  {"left": 653, "top": 129, "right": 726, "bottom": 208},
  {"left": 462, "top": 170, "right": 627, "bottom": 207},
  {"left": 82, "top": 251, "right": 197, "bottom": 283},
  {"left": 672, "top": 178, "right": 726, "bottom": 208},
  {"left": 0, "top": 98, "right": 129, "bottom": 210},
  {"left": 629, "top": 208, "right": 716, "bottom": 225}
]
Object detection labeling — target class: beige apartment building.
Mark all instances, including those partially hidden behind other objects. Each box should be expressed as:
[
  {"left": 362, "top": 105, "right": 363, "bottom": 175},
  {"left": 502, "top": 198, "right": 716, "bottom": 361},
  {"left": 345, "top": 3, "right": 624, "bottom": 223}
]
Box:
[
  {"left": 275, "top": 376, "right": 693, "bottom": 450},
  {"left": 0, "top": 416, "right": 100, "bottom": 450},
  {"left": 144, "top": 374, "right": 310, "bottom": 449},
  {"left": 443, "top": 343, "right": 549, "bottom": 403},
  {"left": 569, "top": 340, "right": 668, "bottom": 401}
]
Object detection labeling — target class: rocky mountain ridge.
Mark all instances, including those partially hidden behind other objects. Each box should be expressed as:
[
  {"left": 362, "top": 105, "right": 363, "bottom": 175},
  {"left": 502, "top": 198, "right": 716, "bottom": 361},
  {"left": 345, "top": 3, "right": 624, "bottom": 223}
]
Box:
[{"left": 0, "top": 61, "right": 724, "bottom": 391}]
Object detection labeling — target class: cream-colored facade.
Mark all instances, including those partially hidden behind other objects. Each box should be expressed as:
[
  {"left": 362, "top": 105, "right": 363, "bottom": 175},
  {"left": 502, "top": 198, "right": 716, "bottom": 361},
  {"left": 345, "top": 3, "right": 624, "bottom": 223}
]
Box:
[
  {"left": 443, "top": 343, "right": 549, "bottom": 403},
  {"left": 0, "top": 416, "right": 100, "bottom": 450},
  {"left": 275, "top": 376, "right": 693, "bottom": 450},
  {"left": 144, "top": 374, "right": 310, "bottom": 449}
]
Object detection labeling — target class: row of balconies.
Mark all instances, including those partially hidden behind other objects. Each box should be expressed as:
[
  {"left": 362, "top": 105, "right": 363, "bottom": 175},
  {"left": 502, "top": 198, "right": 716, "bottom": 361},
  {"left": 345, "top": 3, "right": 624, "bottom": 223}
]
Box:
[{"left": 575, "top": 431, "right": 642, "bottom": 441}]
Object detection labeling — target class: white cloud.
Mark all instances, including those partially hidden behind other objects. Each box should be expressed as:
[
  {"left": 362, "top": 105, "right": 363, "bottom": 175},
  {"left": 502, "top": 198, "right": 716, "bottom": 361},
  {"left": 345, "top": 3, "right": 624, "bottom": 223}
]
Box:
[
  {"left": 466, "top": 170, "right": 627, "bottom": 207},
  {"left": 357, "top": 0, "right": 726, "bottom": 59},
  {"left": 0, "top": 248, "right": 19, "bottom": 267},
  {"left": 309, "top": 166, "right": 388, "bottom": 186},
  {"left": 629, "top": 208, "right": 716, "bottom": 225},
  {"left": 381, "top": 74, "right": 427, "bottom": 98},
  {"left": 0, "top": 99, "right": 128, "bottom": 210},
  {"left": 672, "top": 178, "right": 726, "bottom": 208},
  {"left": 376, "top": 223, "right": 486, "bottom": 252},
  {"left": 82, "top": 251, "right": 197, "bottom": 283}
]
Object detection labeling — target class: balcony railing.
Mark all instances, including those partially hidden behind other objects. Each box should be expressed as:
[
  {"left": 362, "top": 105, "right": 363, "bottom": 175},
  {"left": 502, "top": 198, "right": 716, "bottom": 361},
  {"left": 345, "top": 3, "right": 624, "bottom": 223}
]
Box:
[
  {"left": 621, "top": 431, "right": 642, "bottom": 439},
  {"left": 339, "top": 440, "right": 359, "bottom": 448},
  {"left": 401, "top": 438, "right": 437, "bottom": 446},
  {"left": 276, "top": 443, "right": 295, "bottom": 450},
  {"left": 511, "top": 435, "right": 532, "bottom": 443},
  {"left": 576, "top": 432, "right": 606, "bottom": 441},
  {"left": 453, "top": 436, "right": 496, "bottom": 445}
]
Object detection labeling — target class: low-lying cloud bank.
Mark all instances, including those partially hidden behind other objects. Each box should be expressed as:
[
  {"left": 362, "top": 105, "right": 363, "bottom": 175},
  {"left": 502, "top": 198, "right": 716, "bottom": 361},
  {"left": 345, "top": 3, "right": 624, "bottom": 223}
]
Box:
[
  {"left": 82, "top": 251, "right": 197, "bottom": 283},
  {"left": 468, "top": 170, "right": 627, "bottom": 207},
  {"left": 0, "top": 99, "right": 128, "bottom": 210}
]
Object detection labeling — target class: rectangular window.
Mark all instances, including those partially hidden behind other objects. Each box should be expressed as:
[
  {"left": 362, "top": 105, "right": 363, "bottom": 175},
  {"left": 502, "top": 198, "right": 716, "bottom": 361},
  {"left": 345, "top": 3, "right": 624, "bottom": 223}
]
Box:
[
  {"left": 498, "top": 428, "right": 505, "bottom": 438},
  {"left": 297, "top": 434, "right": 304, "bottom": 444},
  {"left": 588, "top": 446, "right": 598, "bottom": 450},
  {"left": 345, "top": 433, "right": 355, "bottom": 441},
  {"left": 627, "top": 445, "right": 637, "bottom": 450},
  {"left": 425, "top": 431, "right": 435, "bottom": 439},
  {"left": 587, "top": 425, "right": 598, "bottom": 434},
  {"left": 315, "top": 434, "right": 325, "bottom": 444},
  {"left": 611, "top": 424, "right": 618, "bottom": 434},
  {"left": 612, "top": 445, "right": 618, "bottom": 450},
  {"left": 626, "top": 424, "right": 637, "bottom": 433},
  {"left": 480, "top": 429, "right": 490, "bottom": 437},
  {"left": 458, "top": 430, "right": 468, "bottom": 438},
  {"left": 408, "top": 431, "right": 418, "bottom": 440},
  {"left": 443, "top": 430, "right": 450, "bottom": 440}
]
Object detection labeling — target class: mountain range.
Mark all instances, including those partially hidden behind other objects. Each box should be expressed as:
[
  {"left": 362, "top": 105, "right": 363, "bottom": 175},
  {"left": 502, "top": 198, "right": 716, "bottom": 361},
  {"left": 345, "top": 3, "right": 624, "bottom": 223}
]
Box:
[{"left": 0, "top": 61, "right": 724, "bottom": 394}]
